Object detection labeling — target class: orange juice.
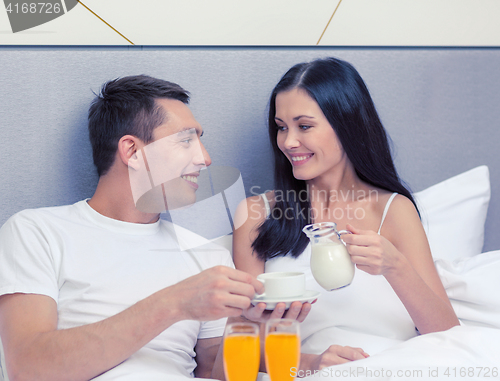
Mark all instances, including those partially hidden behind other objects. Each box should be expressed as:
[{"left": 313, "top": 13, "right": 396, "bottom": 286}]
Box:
[
  {"left": 223, "top": 334, "right": 260, "bottom": 381},
  {"left": 265, "top": 332, "right": 300, "bottom": 381}
]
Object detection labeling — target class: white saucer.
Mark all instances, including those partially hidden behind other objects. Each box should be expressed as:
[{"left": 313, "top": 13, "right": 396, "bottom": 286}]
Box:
[{"left": 251, "top": 290, "right": 320, "bottom": 310}]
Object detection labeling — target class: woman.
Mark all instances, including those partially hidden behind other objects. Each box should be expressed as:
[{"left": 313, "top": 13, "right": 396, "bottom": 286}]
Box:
[{"left": 233, "top": 57, "right": 459, "bottom": 371}]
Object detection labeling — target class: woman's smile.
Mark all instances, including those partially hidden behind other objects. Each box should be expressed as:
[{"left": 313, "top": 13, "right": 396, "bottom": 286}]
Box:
[{"left": 289, "top": 153, "right": 314, "bottom": 166}]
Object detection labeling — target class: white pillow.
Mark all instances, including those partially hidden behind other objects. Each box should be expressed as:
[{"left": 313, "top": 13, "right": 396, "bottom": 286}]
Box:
[
  {"left": 436, "top": 250, "right": 500, "bottom": 329},
  {"left": 413, "top": 165, "right": 490, "bottom": 261}
]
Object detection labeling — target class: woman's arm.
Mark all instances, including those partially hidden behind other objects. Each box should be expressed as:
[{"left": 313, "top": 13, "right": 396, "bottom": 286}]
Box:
[
  {"left": 344, "top": 195, "right": 459, "bottom": 334},
  {"left": 232, "top": 193, "right": 269, "bottom": 277},
  {"left": 232, "top": 193, "right": 284, "bottom": 373},
  {"left": 196, "top": 337, "right": 223, "bottom": 379},
  {"left": 233, "top": 192, "right": 311, "bottom": 322}
]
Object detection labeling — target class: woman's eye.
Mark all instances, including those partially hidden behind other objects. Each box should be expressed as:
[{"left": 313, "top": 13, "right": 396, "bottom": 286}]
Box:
[
  {"left": 299, "top": 125, "right": 312, "bottom": 130},
  {"left": 276, "top": 125, "right": 287, "bottom": 131},
  {"left": 180, "top": 139, "right": 192, "bottom": 145}
]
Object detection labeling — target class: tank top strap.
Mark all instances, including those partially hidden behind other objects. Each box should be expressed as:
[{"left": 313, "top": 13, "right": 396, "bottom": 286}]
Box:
[
  {"left": 378, "top": 192, "right": 398, "bottom": 235},
  {"left": 261, "top": 193, "right": 271, "bottom": 218}
]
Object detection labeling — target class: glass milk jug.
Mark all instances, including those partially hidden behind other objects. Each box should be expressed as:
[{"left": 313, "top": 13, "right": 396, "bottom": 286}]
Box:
[{"left": 302, "top": 222, "right": 355, "bottom": 291}]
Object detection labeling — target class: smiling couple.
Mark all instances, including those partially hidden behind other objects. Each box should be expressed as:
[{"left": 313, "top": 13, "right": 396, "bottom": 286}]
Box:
[{"left": 0, "top": 57, "right": 458, "bottom": 381}]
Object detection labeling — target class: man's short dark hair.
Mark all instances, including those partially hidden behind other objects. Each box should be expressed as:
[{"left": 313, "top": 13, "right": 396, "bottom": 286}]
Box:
[{"left": 88, "top": 75, "right": 190, "bottom": 177}]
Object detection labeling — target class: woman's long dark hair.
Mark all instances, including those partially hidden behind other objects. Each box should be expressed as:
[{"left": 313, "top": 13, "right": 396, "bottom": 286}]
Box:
[{"left": 252, "top": 57, "right": 419, "bottom": 261}]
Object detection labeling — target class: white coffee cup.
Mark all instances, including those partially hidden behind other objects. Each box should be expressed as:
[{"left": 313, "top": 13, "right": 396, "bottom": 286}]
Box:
[{"left": 256, "top": 272, "right": 305, "bottom": 299}]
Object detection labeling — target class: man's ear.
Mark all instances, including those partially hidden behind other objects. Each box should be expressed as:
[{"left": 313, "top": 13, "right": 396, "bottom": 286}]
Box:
[{"left": 117, "top": 135, "right": 142, "bottom": 170}]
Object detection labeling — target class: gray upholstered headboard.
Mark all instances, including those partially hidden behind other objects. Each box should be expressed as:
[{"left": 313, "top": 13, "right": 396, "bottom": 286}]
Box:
[{"left": 1, "top": 47, "right": 499, "bottom": 251}]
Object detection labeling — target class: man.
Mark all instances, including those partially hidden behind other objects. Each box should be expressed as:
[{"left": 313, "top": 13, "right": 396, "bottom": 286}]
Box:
[{"left": 0, "top": 75, "right": 272, "bottom": 380}]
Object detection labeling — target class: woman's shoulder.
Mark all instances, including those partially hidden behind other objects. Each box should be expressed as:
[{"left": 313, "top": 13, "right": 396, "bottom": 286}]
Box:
[
  {"left": 389, "top": 193, "right": 418, "bottom": 215},
  {"left": 379, "top": 193, "right": 422, "bottom": 237},
  {"left": 365, "top": 188, "right": 412, "bottom": 212},
  {"left": 362, "top": 188, "right": 417, "bottom": 232},
  {"left": 246, "top": 190, "right": 277, "bottom": 209},
  {"left": 234, "top": 190, "right": 276, "bottom": 230}
]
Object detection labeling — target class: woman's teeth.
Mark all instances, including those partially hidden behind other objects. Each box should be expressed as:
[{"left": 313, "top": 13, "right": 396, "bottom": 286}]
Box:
[{"left": 292, "top": 155, "right": 312, "bottom": 162}]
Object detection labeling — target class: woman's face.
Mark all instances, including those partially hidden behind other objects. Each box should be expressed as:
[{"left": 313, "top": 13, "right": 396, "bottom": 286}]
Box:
[{"left": 275, "top": 88, "right": 348, "bottom": 182}]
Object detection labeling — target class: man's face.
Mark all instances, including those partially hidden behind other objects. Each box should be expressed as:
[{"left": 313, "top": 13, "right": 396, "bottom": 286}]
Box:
[{"left": 129, "top": 98, "right": 212, "bottom": 212}]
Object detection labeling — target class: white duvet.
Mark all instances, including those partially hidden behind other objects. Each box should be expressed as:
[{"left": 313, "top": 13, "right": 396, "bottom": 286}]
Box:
[
  {"left": 300, "top": 250, "right": 500, "bottom": 380},
  {"left": 300, "top": 325, "right": 499, "bottom": 380}
]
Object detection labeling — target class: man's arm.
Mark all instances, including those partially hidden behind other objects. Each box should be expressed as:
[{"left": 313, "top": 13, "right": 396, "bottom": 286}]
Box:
[{"left": 0, "top": 266, "right": 262, "bottom": 381}]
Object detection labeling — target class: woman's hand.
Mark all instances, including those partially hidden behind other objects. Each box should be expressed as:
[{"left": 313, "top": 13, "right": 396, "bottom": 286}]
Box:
[
  {"left": 302, "top": 345, "right": 369, "bottom": 371},
  {"left": 342, "top": 224, "right": 404, "bottom": 277},
  {"left": 242, "top": 301, "right": 312, "bottom": 323}
]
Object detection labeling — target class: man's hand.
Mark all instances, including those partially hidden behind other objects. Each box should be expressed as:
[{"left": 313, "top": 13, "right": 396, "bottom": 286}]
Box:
[{"left": 170, "top": 266, "right": 264, "bottom": 321}]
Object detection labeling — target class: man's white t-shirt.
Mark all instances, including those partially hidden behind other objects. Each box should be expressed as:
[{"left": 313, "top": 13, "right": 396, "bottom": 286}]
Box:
[{"left": 0, "top": 200, "right": 233, "bottom": 380}]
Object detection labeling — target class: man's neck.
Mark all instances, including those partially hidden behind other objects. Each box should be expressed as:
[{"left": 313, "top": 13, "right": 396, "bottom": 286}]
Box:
[{"left": 88, "top": 172, "right": 160, "bottom": 224}]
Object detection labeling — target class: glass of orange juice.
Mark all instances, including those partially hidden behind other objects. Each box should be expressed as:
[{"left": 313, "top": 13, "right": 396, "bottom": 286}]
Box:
[
  {"left": 265, "top": 319, "right": 301, "bottom": 381},
  {"left": 223, "top": 322, "right": 260, "bottom": 381}
]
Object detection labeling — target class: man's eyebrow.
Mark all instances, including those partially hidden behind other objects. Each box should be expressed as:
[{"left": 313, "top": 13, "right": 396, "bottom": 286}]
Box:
[{"left": 177, "top": 127, "right": 204, "bottom": 137}]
